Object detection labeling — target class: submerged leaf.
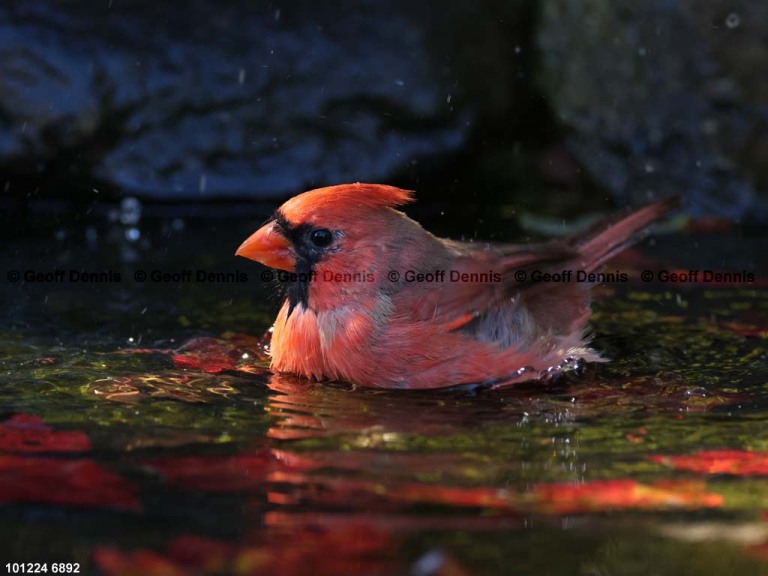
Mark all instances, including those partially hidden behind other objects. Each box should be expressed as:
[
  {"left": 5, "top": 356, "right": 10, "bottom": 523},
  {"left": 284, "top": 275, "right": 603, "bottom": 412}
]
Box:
[
  {"left": 651, "top": 451, "right": 768, "bottom": 476},
  {"left": 0, "top": 454, "right": 139, "bottom": 511},
  {"left": 0, "top": 414, "right": 91, "bottom": 453},
  {"left": 94, "top": 527, "right": 395, "bottom": 576},
  {"left": 144, "top": 449, "right": 319, "bottom": 492},
  {"left": 172, "top": 333, "right": 269, "bottom": 374},
  {"left": 531, "top": 479, "right": 723, "bottom": 514}
]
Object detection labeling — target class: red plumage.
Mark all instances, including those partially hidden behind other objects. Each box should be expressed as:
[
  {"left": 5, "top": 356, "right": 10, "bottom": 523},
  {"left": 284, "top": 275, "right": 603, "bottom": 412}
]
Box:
[{"left": 236, "top": 183, "right": 676, "bottom": 390}]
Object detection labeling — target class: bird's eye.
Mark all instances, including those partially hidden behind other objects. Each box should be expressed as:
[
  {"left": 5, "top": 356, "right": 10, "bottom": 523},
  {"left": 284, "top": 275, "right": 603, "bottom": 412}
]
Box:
[{"left": 310, "top": 228, "right": 333, "bottom": 247}]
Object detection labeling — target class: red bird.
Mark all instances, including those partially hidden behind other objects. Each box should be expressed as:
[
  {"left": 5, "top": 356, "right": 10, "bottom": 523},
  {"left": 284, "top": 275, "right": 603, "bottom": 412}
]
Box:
[{"left": 236, "top": 183, "right": 675, "bottom": 390}]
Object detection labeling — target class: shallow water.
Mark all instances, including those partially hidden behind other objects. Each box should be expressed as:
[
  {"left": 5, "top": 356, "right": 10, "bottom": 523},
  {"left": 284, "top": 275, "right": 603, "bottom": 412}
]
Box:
[{"left": 2, "top": 214, "right": 768, "bottom": 575}]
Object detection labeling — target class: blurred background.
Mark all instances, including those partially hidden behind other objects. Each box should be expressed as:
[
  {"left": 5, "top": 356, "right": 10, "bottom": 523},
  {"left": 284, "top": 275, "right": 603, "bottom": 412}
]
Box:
[{"left": 2, "top": 0, "right": 767, "bottom": 243}]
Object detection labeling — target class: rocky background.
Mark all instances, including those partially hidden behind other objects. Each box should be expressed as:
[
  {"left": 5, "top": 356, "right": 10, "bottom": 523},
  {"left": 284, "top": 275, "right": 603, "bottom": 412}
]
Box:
[{"left": 1, "top": 0, "right": 766, "bottom": 224}]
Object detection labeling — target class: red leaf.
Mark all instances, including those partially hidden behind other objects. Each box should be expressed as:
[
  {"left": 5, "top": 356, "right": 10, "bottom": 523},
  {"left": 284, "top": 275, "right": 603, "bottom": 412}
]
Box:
[
  {"left": 0, "top": 414, "right": 91, "bottom": 453},
  {"left": 171, "top": 334, "right": 269, "bottom": 374},
  {"left": 94, "top": 527, "right": 395, "bottom": 576},
  {"left": 144, "top": 449, "right": 319, "bottom": 493},
  {"left": 719, "top": 314, "right": 768, "bottom": 339},
  {"left": 92, "top": 547, "right": 185, "bottom": 576},
  {"left": 390, "top": 483, "right": 516, "bottom": 509},
  {"left": 0, "top": 454, "right": 140, "bottom": 511},
  {"left": 720, "top": 322, "right": 768, "bottom": 339},
  {"left": 651, "top": 450, "right": 768, "bottom": 475},
  {"left": 531, "top": 479, "right": 722, "bottom": 513},
  {"left": 146, "top": 447, "right": 723, "bottom": 517},
  {"left": 172, "top": 337, "right": 240, "bottom": 373}
]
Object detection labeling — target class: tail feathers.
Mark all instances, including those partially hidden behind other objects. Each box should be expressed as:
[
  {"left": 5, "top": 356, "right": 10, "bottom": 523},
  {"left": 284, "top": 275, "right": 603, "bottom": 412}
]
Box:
[{"left": 571, "top": 197, "right": 679, "bottom": 272}]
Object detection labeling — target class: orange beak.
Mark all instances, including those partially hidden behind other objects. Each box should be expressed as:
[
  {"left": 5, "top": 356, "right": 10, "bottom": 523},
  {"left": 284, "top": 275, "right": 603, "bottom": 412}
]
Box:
[{"left": 235, "top": 222, "right": 295, "bottom": 271}]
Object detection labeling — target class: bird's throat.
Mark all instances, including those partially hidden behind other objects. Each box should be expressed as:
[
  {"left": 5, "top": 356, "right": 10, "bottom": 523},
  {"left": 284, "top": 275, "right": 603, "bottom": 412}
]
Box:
[{"left": 285, "top": 258, "right": 314, "bottom": 315}]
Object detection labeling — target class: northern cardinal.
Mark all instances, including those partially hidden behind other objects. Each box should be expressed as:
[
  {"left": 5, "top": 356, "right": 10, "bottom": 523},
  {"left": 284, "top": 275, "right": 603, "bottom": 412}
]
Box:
[{"left": 236, "top": 183, "right": 676, "bottom": 390}]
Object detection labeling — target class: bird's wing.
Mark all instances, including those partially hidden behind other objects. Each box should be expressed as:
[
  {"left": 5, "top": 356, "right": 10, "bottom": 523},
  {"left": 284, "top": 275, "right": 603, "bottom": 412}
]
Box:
[
  {"left": 390, "top": 198, "right": 678, "bottom": 350},
  {"left": 391, "top": 241, "right": 582, "bottom": 346}
]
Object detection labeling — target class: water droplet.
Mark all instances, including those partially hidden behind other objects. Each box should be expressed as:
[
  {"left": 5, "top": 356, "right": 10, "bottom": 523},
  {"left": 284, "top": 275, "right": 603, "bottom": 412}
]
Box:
[
  {"left": 125, "top": 227, "right": 140, "bottom": 242},
  {"left": 119, "top": 197, "right": 142, "bottom": 225},
  {"left": 412, "top": 550, "right": 447, "bottom": 576},
  {"left": 725, "top": 13, "right": 740, "bottom": 29},
  {"left": 238, "top": 68, "right": 246, "bottom": 84},
  {"left": 394, "top": 79, "right": 405, "bottom": 87}
]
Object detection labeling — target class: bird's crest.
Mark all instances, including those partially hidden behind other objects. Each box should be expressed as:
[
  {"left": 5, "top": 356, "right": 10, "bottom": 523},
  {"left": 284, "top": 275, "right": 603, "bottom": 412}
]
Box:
[
  {"left": 280, "top": 183, "right": 414, "bottom": 222},
  {"left": 315, "top": 183, "right": 414, "bottom": 209}
]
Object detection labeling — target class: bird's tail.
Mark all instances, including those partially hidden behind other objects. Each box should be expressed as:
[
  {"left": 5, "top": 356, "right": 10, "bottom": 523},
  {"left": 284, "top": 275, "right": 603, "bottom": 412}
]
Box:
[{"left": 570, "top": 197, "right": 680, "bottom": 272}]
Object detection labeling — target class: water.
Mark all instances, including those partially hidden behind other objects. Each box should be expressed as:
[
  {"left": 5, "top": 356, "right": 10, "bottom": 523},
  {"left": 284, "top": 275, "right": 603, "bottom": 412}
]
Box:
[{"left": 1, "top": 212, "right": 767, "bottom": 575}]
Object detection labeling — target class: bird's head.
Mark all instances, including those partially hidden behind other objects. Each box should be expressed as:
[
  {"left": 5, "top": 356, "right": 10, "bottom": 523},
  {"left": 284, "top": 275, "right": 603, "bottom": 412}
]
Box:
[{"left": 236, "top": 183, "right": 416, "bottom": 310}]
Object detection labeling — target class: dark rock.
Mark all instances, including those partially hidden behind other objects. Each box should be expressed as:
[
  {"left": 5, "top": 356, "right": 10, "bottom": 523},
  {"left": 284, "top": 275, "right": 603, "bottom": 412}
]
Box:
[
  {"left": 0, "top": 0, "right": 528, "bottom": 201},
  {"left": 678, "top": 0, "right": 768, "bottom": 199},
  {"left": 537, "top": 0, "right": 768, "bottom": 221}
]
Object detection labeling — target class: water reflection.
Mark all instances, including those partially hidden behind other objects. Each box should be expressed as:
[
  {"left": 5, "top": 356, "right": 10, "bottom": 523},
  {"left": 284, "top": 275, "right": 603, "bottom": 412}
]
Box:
[
  {"left": 262, "top": 371, "right": 744, "bottom": 442},
  {"left": 265, "top": 373, "right": 532, "bottom": 440}
]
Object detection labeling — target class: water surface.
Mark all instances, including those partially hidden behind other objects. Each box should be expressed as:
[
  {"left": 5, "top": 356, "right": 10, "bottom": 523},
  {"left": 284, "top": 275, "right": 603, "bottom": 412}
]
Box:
[{"left": 2, "top": 213, "right": 767, "bottom": 575}]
